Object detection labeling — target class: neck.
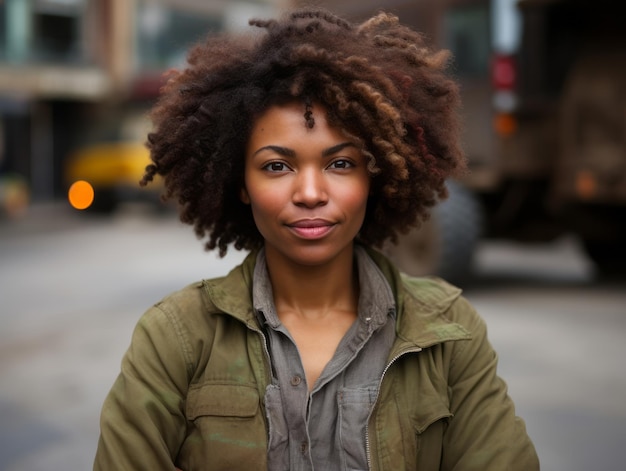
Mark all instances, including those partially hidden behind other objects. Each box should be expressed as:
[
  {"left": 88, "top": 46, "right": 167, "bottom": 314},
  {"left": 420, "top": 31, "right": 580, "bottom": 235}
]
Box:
[{"left": 264, "top": 244, "right": 359, "bottom": 320}]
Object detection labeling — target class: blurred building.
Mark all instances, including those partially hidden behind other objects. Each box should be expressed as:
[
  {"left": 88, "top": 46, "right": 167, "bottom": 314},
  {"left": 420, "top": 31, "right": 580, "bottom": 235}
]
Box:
[
  {"left": 0, "top": 0, "right": 285, "bottom": 202},
  {"left": 0, "top": 0, "right": 491, "bottom": 205}
]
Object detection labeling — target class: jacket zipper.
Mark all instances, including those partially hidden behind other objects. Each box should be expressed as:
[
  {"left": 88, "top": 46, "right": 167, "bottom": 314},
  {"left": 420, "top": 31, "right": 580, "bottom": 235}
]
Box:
[{"left": 365, "top": 346, "right": 423, "bottom": 471}]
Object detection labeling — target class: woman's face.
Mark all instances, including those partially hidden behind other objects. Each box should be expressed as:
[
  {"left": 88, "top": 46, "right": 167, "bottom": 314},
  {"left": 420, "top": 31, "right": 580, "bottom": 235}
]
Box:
[{"left": 242, "top": 101, "right": 370, "bottom": 268}]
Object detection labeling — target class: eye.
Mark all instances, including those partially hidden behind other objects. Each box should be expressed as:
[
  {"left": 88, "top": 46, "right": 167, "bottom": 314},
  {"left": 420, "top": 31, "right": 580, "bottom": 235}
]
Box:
[
  {"left": 262, "top": 161, "right": 290, "bottom": 172},
  {"left": 328, "top": 159, "right": 354, "bottom": 170}
]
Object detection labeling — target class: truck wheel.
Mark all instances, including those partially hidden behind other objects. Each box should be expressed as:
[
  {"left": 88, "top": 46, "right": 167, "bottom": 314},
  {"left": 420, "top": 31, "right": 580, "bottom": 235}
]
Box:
[
  {"left": 89, "top": 189, "right": 118, "bottom": 214},
  {"left": 383, "top": 181, "right": 483, "bottom": 286},
  {"left": 582, "top": 240, "right": 626, "bottom": 278}
]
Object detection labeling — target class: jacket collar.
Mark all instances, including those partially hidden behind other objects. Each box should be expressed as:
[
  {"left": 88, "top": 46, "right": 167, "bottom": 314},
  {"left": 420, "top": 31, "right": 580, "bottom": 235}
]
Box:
[
  {"left": 202, "top": 250, "right": 260, "bottom": 329},
  {"left": 364, "top": 247, "right": 471, "bottom": 349},
  {"left": 204, "top": 247, "right": 470, "bottom": 346}
]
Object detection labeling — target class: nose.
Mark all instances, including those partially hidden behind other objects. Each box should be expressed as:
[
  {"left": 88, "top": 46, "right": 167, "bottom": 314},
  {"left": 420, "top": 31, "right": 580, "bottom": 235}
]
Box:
[{"left": 292, "top": 167, "right": 328, "bottom": 208}]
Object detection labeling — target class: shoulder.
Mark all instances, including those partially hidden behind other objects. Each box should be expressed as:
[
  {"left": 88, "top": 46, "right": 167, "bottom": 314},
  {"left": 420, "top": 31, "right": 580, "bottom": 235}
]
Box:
[
  {"left": 140, "top": 253, "right": 255, "bottom": 339},
  {"left": 397, "top": 274, "right": 488, "bottom": 346},
  {"left": 132, "top": 275, "right": 243, "bottom": 381},
  {"left": 142, "top": 280, "right": 212, "bottom": 327},
  {"left": 146, "top": 273, "right": 242, "bottom": 335},
  {"left": 154, "top": 279, "right": 221, "bottom": 316},
  {"left": 130, "top": 280, "right": 221, "bottom": 355},
  {"left": 401, "top": 274, "right": 477, "bottom": 320},
  {"left": 402, "top": 275, "right": 480, "bottom": 322},
  {"left": 400, "top": 274, "right": 462, "bottom": 307}
]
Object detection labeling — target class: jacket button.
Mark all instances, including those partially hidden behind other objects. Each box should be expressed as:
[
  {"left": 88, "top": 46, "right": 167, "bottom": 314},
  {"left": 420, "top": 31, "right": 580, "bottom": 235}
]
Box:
[{"left": 290, "top": 375, "right": 302, "bottom": 386}]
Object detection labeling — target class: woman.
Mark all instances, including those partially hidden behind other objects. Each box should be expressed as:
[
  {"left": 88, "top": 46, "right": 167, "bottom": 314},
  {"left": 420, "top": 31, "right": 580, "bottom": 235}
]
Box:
[{"left": 94, "top": 8, "right": 539, "bottom": 470}]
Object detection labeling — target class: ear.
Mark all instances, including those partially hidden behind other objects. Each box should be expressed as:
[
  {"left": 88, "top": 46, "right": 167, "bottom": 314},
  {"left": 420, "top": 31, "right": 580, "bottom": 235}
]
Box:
[{"left": 240, "top": 186, "right": 250, "bottom": 204}]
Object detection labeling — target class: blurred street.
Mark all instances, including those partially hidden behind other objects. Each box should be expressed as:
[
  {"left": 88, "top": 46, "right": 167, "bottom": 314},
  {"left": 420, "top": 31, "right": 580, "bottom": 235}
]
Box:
[{"left": 1, "top": 203, "right": 625, "bottom": 471}]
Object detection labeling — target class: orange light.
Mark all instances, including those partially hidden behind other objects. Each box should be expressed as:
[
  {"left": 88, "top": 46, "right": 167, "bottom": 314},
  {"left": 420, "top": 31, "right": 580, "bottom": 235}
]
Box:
[
  {"left": 494, "top": 113, "right": 517, "bottom": 136},
  {"left": 576, "top": 171, "right": 597, "bottom": 200},
  {"left": 68, "top": 180, "right": 95, "bottom": 210}
]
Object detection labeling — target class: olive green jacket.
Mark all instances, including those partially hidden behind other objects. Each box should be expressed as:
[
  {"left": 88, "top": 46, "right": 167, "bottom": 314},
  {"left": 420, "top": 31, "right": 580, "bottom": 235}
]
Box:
[{"left": 94, "top": 249, "right": 539, "bottom": 470}]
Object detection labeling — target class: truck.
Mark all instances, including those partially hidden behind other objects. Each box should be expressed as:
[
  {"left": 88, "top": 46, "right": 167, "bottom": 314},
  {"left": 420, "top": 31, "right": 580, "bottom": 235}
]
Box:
[{"left": 378, "top": 0, "right": 626, "bottom": 282}]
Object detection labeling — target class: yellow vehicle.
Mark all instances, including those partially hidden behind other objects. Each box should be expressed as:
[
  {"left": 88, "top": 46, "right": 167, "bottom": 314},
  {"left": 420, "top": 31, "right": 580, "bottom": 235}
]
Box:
[{"left": 65, "top": 107, "right": 163, "bottom": 213}]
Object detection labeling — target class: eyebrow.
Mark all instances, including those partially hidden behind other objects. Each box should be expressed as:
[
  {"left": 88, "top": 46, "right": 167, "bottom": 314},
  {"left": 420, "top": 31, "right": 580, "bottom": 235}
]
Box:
[
  {"left": 252, "top": 145, "right": 296, "bottom": 158},
  {"left": 252, "top": 142, "right": 356, "bottom": 158},
  {"left": 322, "top": 142, "right": 356, "bottom": 157}
]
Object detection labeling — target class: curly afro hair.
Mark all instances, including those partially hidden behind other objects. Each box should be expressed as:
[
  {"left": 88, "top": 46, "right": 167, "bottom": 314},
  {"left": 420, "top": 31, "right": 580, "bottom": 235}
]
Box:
[{"left": 141, "top": 7, "right": 466, "bottom": 256}]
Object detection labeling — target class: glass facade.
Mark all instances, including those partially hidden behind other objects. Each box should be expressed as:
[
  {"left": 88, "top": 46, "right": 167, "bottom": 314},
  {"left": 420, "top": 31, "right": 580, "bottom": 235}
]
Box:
[
  {"left": 0, "top": 0, "right": 87, "bottom": 65},
  {"left": 443, "top": 4, "right": 491, "bottom": 79},
  {"left": 135, "top": 2, "right": 222, "bottom": 71}
]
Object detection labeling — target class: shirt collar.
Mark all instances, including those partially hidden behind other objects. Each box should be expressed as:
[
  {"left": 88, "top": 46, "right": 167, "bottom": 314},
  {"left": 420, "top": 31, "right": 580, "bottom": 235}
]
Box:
[{"left": 252, "top": 246, "right": 396, "bottom": 330}]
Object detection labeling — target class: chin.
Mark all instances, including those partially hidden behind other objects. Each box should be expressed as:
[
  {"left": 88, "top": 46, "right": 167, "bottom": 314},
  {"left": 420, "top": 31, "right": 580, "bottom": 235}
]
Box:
[{"left": 278, "top": 242, "right": 354, "bottom": 267}]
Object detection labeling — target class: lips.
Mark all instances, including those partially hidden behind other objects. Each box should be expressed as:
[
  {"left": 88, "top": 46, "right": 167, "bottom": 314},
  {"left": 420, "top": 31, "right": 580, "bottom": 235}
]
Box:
[{"left": 287, "top": 219, "right": 335, "bottom": 239}]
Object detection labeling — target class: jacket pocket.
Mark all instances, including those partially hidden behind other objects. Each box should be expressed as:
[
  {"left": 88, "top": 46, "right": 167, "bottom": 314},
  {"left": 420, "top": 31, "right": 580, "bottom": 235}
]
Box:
[
  {"left": 181, "top": 383, "right": 267, "bottom": 470},
  {"left": 412, "top": 403, "right": 452, "bottom": 470},
  {"left": 186, "top": 382, "right": 259, "bottom": 419},
  {"left": 413, "top": 406, "right": 452, "bottom": 435}
]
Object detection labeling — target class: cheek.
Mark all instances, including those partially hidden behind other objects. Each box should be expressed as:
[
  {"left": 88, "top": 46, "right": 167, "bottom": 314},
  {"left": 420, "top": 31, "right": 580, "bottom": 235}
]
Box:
[
  {"left": 247, "top": 188, "right": 283, "bottom": 220},
  {"left": 247, "top": 192, "right": 287, "bottom": 243},
  {"left": 334, "top": 192, "right": 369, "bottom": 229},
  {"left": 243, "top": 171, "right": 275, "bottom": 214},
  {"left": 341, "top": 180, "right": 370, "bottom": 213}
]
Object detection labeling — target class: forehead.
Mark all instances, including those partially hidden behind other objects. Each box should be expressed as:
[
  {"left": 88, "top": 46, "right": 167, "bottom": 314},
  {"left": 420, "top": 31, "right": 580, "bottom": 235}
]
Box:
[
  {"left": 254, "top": 101, "right": 324, "bottom": 128},
  {"left": 253, "top": 102, "right": 312, "bottom": 129},
  {"left": 247, "top": 101, "right": 351, "bottom": 150}
]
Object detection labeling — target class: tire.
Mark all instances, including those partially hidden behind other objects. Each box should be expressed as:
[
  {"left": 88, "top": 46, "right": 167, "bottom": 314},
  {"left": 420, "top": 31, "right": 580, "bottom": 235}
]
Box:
[
  {"left": 89, "top": 188, "right": 118, "bottom": 214},
  {"left": 582, "top": 239, "right": 626, "bottom": 278},
  {"left": 383, "top": 181, "right": 483, "bottom": 286}
]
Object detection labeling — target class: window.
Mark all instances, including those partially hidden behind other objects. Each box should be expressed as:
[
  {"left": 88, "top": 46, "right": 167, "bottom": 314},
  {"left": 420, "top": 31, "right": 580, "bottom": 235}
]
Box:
[
  {"left": 32, "top": 12, "right": 80, "bottom": 62},
  {"left": 443, "top": 5, "right": 490, "bottom": 79},
  {"left": 135, "top": 3, "right": 222, "bottom": 71}
]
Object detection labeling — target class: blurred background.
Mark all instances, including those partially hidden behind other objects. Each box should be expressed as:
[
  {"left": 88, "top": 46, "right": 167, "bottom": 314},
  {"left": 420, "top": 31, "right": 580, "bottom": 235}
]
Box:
[{"left": 0, "top": 0, "right": 624, "bottom": 470}]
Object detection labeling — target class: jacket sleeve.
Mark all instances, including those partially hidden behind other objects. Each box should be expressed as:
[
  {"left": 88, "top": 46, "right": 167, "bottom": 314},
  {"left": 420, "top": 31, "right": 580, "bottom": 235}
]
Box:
[
  {"left": 441, "top": 298, "right": 540, "bottom": 470},
  {"left": 94, "top": 304, "right": 190, "bottom": 470}
]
